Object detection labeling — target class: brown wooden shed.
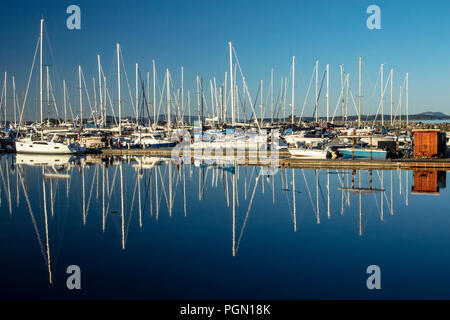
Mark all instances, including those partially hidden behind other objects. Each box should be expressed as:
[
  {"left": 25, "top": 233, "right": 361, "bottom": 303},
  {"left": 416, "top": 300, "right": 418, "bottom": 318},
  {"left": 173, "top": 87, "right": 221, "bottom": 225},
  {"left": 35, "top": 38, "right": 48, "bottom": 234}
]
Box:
[{"left": 412, "top": 129, "right": 446, "bottom": 159}]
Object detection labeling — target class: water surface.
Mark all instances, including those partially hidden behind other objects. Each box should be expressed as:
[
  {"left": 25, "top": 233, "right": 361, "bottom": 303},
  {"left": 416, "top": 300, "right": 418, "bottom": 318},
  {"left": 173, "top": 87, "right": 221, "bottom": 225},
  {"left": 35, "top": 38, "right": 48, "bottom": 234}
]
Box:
[{"left": 0, "top": 153, "right": 449, "bottom": 299}]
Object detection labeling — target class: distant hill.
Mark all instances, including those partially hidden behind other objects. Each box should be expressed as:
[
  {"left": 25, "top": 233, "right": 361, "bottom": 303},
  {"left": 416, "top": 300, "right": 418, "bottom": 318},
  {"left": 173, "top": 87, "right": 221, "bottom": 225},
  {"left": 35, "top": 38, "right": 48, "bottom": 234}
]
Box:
[{"left": 415, "top": 111, "right": 449, "bottom": 119}]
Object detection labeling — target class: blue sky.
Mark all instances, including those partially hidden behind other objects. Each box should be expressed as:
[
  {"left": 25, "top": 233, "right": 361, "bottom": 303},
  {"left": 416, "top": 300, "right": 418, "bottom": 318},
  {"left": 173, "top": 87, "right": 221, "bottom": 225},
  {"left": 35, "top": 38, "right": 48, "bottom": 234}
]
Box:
[{"left": 1, "top": 0, "right": 450, "bottom": 120}]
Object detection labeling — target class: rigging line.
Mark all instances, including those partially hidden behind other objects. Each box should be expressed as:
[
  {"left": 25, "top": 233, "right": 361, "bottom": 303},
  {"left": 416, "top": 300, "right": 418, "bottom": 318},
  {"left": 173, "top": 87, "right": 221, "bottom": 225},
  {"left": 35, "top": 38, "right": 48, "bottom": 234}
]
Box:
[
  {"left": 158, "top": 164, "right": 170, "bottom": 211},
  {"left": 105, "top": 165, "right": 119, "bottom": 219},
  {"left": 299, "top": 66, "right": 316, "bottom": 124},
  {"left": 19, "top": 37, "right": 40, "bottom": 125},
  {"left": 236, "top": 172, "right": 261, "bottom": 254},
  {"left": 18, "top": 167, "right": 47, "bottom": 264},
  {"left": 80, "top": 69, "right": 94, "bottom": 117},
  {"left": 371, "top": 72, "right": 392, "bottom": 127},
  {"left": 232, "top": 47, "right": 260, "bottom": 129},
  {"left": 119, "top": 47, "right": 137, "bottom": 119},
  {"left": 302, "top": 169, "right": 317, "bottom": 217},
  {"left": 312, "top": 70, "right": 327, "bottom": 120},
  {"left": 85, "top": 166, "right": 98, "bottom": 217}
]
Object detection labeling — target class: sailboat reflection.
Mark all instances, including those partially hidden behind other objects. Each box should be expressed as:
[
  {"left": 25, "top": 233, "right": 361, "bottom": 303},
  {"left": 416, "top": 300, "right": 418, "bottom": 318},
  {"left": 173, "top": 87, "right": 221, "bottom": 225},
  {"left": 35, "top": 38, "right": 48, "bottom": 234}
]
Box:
[{"left": 2, "top": 154, "right": 434, "bottom": 284}]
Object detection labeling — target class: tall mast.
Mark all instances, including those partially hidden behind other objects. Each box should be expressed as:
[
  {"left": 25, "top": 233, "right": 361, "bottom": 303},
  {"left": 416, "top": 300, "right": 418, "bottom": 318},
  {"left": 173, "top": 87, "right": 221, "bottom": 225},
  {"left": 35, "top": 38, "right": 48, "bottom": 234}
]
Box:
[
  {"left": 196, "top": 76, "right": 200, "bottom": 124},
  {"left": 181, "top": 66, "right": 184, "bottom": 124},
  {"left": 399, "top": 85, "right": 402, "bottom": 127},
  {"left": 326, "top": 64, "right": 329, "bottom": 123},
  {"left": 78, "top": 65, "right": 82, "bottom": 128},
  {"left": 229, "top": 42, "right": 234, "bottom": 126},
  {"left": 63, "top": 79, "right": 67, "bottom": 123},
  {"left": 345, "top": 74, "right": 350, "bottom": 122},
  {"left": 260, "top": 80, "right": 263, "bottom": 125},
  {"left": 406, "top": 73, "right": 409, "bottom": 129},
  {"left": 3, "top": 71, "right": 6, "bottom": 127},
  {"left": 284, "top": 77, "right": 287, "bottom": 123},
  {"left": 270, "top": 68, "right": 274, "bottom": 124},
  {"left": 147, "top": 71, "right": 150, "bottom": 127},
  {"left": 13, "top": 75, "right": 16, "bottom": 128},
  {"left": 97, "top": 55, "right": 103, "bottom": 127},
  {"left": 135, "top": 63, "right": 139, "bottom": 125},
  {"left": 46, "top": 66, "right": 49, "bottom": 124},
  {"left": 390, "top": 68, "right": 394, "bottom": 125},
  {"left": 40, "top": 19, "right": 43, "bottom": 126},
  {"left": 117, "top": 43, "right": 121, "bottom": 136},
  {"left": 291, "top": 56, "right": 295, "bottom": 125},
  {"left": 340, "top": 65, "right": 344, "bottom": 123},
  {"left": 358, "top": 56, "right": 362, "bottom": 128},
  {"left": 166, "top": 68, "right": 171, "bottom": 129},
  {"left": 152, "top": 60, "right": 156, "bottom": 124},
  {"left": 315, "top": 60, "right": 319, "bottom": 123},
  {"left": 381, "top": 64, "right": 384, "bottom": 127}
]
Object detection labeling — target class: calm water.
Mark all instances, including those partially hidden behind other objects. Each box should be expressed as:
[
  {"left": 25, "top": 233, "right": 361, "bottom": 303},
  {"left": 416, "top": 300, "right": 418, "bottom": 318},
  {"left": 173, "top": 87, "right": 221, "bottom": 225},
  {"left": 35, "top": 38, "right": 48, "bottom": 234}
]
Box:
[{"left": 0, "top": 153, "right": 449, "bottom": 299}]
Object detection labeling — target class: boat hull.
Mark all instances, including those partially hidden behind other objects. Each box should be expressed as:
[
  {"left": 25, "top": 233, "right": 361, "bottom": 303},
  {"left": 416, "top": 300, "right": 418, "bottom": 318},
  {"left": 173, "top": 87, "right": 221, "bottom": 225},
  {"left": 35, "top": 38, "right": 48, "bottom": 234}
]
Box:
[
  {"left": 288, "top": 148, "right": 329, "bottom": 159},
  {"left": 338, "top": 148, "right": 387, "bottom": 160},
  {"left": 15, "top": 141, "right": 85, "bottom": 154}
]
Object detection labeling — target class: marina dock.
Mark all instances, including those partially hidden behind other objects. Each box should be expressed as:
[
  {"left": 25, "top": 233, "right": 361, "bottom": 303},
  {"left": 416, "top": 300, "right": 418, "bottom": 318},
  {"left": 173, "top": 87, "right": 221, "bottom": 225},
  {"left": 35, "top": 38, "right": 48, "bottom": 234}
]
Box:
[{"left": 97, "top": 147, "right": 450, "bottom": 170}]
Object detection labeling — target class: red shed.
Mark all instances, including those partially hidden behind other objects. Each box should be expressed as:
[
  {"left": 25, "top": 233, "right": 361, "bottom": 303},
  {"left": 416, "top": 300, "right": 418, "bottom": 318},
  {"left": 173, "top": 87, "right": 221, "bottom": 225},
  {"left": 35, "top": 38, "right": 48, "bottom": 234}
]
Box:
[{"left": 412, "top": 129, "right": 446, "bottom": 159}]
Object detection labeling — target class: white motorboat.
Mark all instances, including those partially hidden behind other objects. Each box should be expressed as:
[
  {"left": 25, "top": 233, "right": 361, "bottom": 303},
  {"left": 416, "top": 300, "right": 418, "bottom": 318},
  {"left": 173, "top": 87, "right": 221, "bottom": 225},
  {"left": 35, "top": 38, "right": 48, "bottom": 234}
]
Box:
[
  {"left": 288, "top": 144, "right": 330, "bottom": 159},
  {"left": 283, "top": 130, "right": 327, "bottom": 147},
  {"left": 15, "top": 133, "right": 86, "bottom": 155},
  {"left": 131, "top": 132, "right": 176, "bottom": 148}
]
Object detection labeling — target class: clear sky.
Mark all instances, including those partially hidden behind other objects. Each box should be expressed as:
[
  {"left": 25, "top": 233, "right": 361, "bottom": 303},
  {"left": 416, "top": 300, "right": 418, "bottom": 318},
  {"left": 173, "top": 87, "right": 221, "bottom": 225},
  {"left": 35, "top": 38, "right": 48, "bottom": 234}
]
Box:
[{"left": 1, "top": 0, "right": 450, "bottom": 121}]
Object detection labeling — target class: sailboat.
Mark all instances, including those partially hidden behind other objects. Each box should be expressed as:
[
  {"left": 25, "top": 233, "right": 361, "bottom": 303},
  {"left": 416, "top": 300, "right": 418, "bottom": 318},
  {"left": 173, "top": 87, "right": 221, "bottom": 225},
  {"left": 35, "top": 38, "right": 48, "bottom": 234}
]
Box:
[{"left": 15, "top": 19, "right": 85, "bottom": 155}]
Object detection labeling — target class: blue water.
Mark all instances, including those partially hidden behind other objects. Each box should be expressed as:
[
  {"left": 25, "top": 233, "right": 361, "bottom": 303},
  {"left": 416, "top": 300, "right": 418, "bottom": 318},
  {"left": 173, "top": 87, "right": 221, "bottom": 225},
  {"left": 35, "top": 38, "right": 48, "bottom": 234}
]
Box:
[{"left": 0, "top": 153, "right": 449, "bottom": 299}]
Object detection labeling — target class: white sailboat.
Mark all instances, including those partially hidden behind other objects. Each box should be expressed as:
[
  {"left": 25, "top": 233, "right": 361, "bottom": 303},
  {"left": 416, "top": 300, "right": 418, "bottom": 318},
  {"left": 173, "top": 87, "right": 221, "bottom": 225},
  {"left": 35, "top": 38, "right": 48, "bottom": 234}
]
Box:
[{"left": 15, "top": 19, "right": 85, "bottom": 155}]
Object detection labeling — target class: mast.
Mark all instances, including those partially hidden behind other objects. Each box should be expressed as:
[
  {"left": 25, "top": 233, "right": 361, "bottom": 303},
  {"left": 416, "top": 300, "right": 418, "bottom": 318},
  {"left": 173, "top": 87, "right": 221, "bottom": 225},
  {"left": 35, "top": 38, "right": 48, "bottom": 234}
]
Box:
[
  {"left": 3, "top": 71, "right": 6, "bottom": 127},
  {"left": 117, "top": 43, "right": 121, "bottom": 136},
  {"left": 291, "top": 56, "right": 295, "bottom": 125},
  {"left": 390, "top": 68, "right": 394, "bottom": 125},
  {"left": 406, "top": 73, "right": 409, "bottom": 128},
  {"left": 181, "top": 66, "right": 184, "bottom": 124},
  {"left": 284, "top": 77, "right": 287, "bottom": 123},
  {"left": 326, "top": 64, "right": 329, "bottom": 123},
  {"left": 147, "top": 71, "right": 150, "bottom": 127},
  {"left": 78, "top": 65, "right": 82, "bottom": 128},
  {"left": 260, "top": 80, "right": 263, "bottom": 125},
  {"left": 135, "top": 63, "right": 138, "bottom": 125},
  {"left": 340, "top": 65, "right": 344, "bottom": 123},
  {"left": 358, "top": 56, "right": 362, "bottom": 128},
  {"left": 46, "top": 67, "right": 49, "bottom": 125},
  {"left": 315, "top": 60, "right": 319, "bottom": 123},
  {"left": 229, "top": 42, "right": 234, "bottom": 126},
  {"left": 166, "top": 68, "right": 171, "bottom": 129},
  {"left": 381, "top": 64, "right": 384, "bottom": 127},
  {"left": 270, "top": 68, "right": 274, "bottom": 124},
  {"left": 345, "top": 74, "right": 350, "bottom": 122},
  {"left": 12, "top": 75, "right": 16, "bottom": 128},
  {"left": 63, "top": 79, "right": 67, "bottom": 123},
  {"left": 97, "top": 55, "right": 103, "bottom": 127},
  {"left": 152, "top": 60, "right": 156, "bottom": 124},
  {"left": 40, "top": 19, "right": 43, "bottom": 127}
]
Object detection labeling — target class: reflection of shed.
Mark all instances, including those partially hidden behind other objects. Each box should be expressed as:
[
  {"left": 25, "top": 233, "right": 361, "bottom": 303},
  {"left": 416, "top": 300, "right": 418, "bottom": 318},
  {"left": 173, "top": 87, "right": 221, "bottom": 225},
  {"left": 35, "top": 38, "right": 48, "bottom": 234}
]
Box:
[
  {"left": 412, "top": 129, "right": 446, "bottom": 159},
  {"left": 411, "top": 170, "right": 446, "bottom": 195}
]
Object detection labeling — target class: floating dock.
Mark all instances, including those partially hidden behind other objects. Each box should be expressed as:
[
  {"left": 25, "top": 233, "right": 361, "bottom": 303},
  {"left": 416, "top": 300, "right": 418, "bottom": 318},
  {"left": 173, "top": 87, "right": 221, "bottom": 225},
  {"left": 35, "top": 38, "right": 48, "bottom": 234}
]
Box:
[{"left": 97, "top": 147, "right": 450, "bottom": 170}]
